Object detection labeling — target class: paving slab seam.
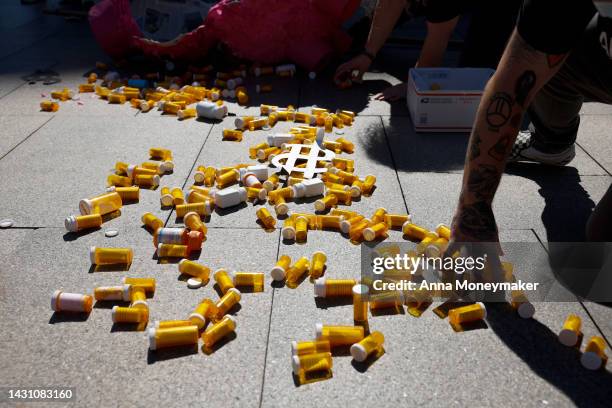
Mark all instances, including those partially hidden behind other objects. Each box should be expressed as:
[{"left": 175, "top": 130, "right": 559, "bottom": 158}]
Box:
[
  {"left": 531, "top": 228, "right": 612, "bottom": 347},
  {"left": 378, "top": 116, "right": 411, "bottom": 215},
  {"left": 163, "top": 123, "right": 215, "bottom": 227},
  {"left": 0, "top": 115, "right": 54, "bottom": 161},
  {"left": 576, "top": 142, "right": 612, "bottom": 176},
  {"left": 257, "top": 231, "right": 282, "bottom": 408}
]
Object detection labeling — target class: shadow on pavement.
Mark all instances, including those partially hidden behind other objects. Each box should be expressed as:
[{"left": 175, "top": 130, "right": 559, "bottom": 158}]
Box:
[{"left": 487, "top": 303, "right": 612, "bottom": 407}]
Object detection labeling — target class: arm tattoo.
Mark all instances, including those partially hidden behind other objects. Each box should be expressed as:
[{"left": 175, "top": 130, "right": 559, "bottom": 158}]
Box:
[
  {"left": 467, "top": 164, "right": 500, "bottom": 201},
  {"left": 455, "top": 201, "right": 498, "bottom": 241},
  {"left": 488, "top": 134, "right": 513, "bottom": 161},
  {"left": 468, "top": 132, "right": 482, "bottom": 161},
  {"left": 515, "top": 70, "right": 536, "bottom": 107},
  {"left": 486, "top": 92, "right": 513, "bottom": 131}
]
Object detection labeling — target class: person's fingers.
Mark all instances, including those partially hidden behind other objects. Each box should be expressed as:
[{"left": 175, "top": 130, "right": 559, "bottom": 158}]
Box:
[
  {"left": 373, "top": 93, "right": 385, "bottom": 100},
  {"left": 334, "top": 63, "right": 352, "bottom": 81},
  {"left": 385, "top": 93, "right": 400, "bottom": 102}
]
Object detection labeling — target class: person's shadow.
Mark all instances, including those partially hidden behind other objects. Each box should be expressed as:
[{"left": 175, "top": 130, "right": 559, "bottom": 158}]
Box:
[{"left": 487, "top": 303, "right": 612, "bottom": 407}]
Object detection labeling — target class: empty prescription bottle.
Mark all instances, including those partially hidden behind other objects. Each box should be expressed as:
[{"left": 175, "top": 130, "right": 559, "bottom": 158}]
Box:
[
  {"left": 64, "top": 214, "right": 102, "bottom": 232},
  {"left": 271, "top": 255, "right": 292, "bottom": 281},
  {"left": 202, "top": 315, "right": 237, "bottom": 348},
  {"left": 315, "top": 324, "right": 365, "bottom": 346},
  {"left": 142, "top": 212, "right": 164, "bottom": 231},
  {"left": 148, "top": 325, "right": 199, "bottom": 350},
  {"left": 291, "top": 340, "right": 331, "bottom": 356},
  {"left": 230, "top": 271, "right": 265, "bottom": 292},
  {"left": 79, "top": 192, "right": 122, "bottom": 216},
  {"left": 90, "top": 246, "right": 133, "bottom": 265},
  {"left": 350, "top": 331, "right": 384, "bottom": 362},
  {"left": 107, "top": 186, "right": 140, "bottom": 202},
  {"left": 51, "top": 290, "right": 93, "bottom": 313}
]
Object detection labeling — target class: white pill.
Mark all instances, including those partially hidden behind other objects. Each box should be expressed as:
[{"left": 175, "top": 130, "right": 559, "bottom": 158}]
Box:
[
  {"left": 187, "top": 277, "right": 203, "bottom": 289},
  {"left": 0, "top": 219, "right": 14, "bottom": 228},
  {"left": 105, "top": 229, "right": 119, "bottom": 237}
]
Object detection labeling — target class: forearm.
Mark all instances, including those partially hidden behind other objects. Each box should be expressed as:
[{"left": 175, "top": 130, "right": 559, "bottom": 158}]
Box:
[
  {"left": 456, "top": 30, "right": 567, "bottom": 238},
  {"left": 416, "top": 18, "right": 458, "bottom": 67},
  {"left": 365, "top": 0, "right": 407, "bottom": 55}
]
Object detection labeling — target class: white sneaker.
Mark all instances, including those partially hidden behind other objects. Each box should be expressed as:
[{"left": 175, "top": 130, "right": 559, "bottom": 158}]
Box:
[{"left": 508, "top": 131, "right": 576, "bottom": 166}]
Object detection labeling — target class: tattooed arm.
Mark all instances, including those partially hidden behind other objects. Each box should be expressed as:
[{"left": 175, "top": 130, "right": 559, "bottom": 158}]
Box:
[{"left": 451, "top": 29, "right": 568, "bottom": 243}]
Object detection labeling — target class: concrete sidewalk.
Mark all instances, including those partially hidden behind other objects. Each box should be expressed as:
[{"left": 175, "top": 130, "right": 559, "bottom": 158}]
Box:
[{"left": 0, "top": 14, "right": 611, "bottom": 408}]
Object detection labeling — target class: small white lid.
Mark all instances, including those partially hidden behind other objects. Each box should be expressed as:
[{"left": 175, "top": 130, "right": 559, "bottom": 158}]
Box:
[
  {"left": 292, "top": 355, "right": 302, "bottom": 375},
  {"left": 89, "top": 246, "right": 97, "bottom": 264},
  {"left": 314, "top": 278, "right": 326, "bottom": 297},
  {"left": 204, "top": 201, "right": 214, "bottom": 215},
  {"left": 270, "top": 266, "right": 286, "bottom": 281},
  {"left": 340, "top": 220, "right": 351, "bottom": 234},
  {"left": 187, "top": 277, "right": 203, "bottom": 289},
  {"left": 353, "top": 284, "right": 369, "bottom": 297},
  {"left": 111, "top": 305, "right": 119, "bottom": 321},
  {"left": 581, "top": 352, "right": 603, "bottom": 370},
  {"left": 162, "top": 161, "right": 174, "bottom": 172},
  {"left": 349, "top": 186, "right": 361, "bottom": 197},
  {"left": 79, "top": 198, "right": 93, "bottom": 215},
  {"left": 234, "top": 117, "right": 246, "bottom": 128},
  {"left": 189, "top": 312, "right": 205, "bottom": 327},
  {"left": 425, "top": 244, "right": 442, "bottom": 259},
  {"left": 558, "top": 329, "right": 579, "bottom": 347},
  {"left": 106, "top": 186, "right": 116, "bottom": 192},
  {"left": 258, "top": 189, "right": 268, "bottom": 201},
  {"left": 140, "top": 101, "right": 150, "bottom": 111},
  {"left": 362, "top": 227, "right": 375, "bottom": 242},
  {"left": 228, "top": 287, "right": 242, "bottom": 298},
  {"left": 291, "top": 184, "right": 304, "bottom": 198},
  {"left": 315, "top": 323, "right": 323, "bottom": 339},
  {"left": 161, "top": 194, "right": 173, "bottom": 207},
  {"left": 132, "top": 300, "right": 148, "bottom": 308},
  {"left": 122, "top": 284, "right": 132, "bottom": 301},
  {"left": 224, "top": 314, "right": 237, "bottom": 326},
  {"left": 148, "top": 328, "right": 157, "bottom": 350},
  {"left": 291, "top": 341, "right": 299, "bottom": 355},
  {"left": 281, "top": 226, "right": 295, "bottom": 240},
  {"left": 436, "top": 223, "right": 449, "bottom": 230},
  {"left": 154, "top": 320, "right": 161, "bottom": 329},
  {"left": 350, "top": 343, "right": 368, "bottom": 362},
  {"left": 314, "top": 200, "right": 325, "bottom": 212},
  {"left": 51, "top": 290, "right": 62, "bottom": 311},
  {"left": 152, "top": 175, "right": 160, "bottom": 187},
  {"left": 276, "top": 202, "right": 288, "bottom": 216},
  {"left": 477, "top": 302, "right": 487, "bottom": 319},
  {"left": 64, "top": 216, "right": 77, "bottom": 232},
  {"left": 517, "top": 302, "right": 535, "bottom": 319},
  {"left": 127, "top": 164, "right": 136, "bottom": 178}
]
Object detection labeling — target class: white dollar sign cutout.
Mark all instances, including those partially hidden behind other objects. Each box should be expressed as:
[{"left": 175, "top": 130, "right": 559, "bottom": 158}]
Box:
[{"left": 270, "top": 144, "right": 336, "bottom": 179}]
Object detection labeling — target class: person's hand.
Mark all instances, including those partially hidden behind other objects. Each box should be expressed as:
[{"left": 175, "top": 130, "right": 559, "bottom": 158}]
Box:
[
  {"left": 334, "top": 54, "right": 372, "bottom": 84},
  {"left": 373, "top": 82, "right": 407, "bottom": 101},
  {"left": 441, "top": 201, "right": 504, "bottom": 295}
]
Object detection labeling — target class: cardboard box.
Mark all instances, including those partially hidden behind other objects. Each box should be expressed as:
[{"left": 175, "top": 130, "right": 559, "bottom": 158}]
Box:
[{"left": 407, "top": 68, "right": 495, "bottom": 133}]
